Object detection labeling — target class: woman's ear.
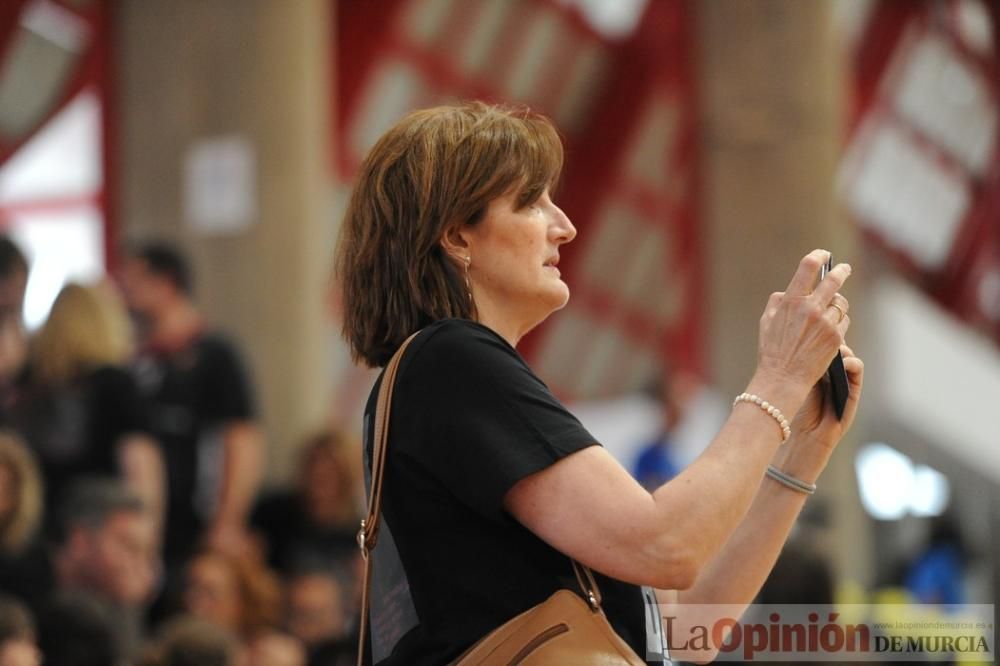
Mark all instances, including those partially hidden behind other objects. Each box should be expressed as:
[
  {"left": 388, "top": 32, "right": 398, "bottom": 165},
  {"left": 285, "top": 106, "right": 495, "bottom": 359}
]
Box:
[{"left": 439, "top": 224, "right": 470, "bottom": 263}]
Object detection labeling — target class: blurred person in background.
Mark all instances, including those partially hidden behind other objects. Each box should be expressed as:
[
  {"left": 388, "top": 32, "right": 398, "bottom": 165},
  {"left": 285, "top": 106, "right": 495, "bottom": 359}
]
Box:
[
  {"left": 36, "top": 591, "right": 126, "bottom": 666},
  {"left": 0, "top": 595, "right": 40, "bottom": 666},
  {"left": 631, "top": 367, "right": 728, "bottom": 491},
  {"left": 119, "top": 242, "right": 262, "bottom": 570},
  {"left": 242, "top": 630, "right": 306, "bottom": 666},
  {"left": 337, "top": 102, "right": 864, "bottom": 664},
  {"left": 0, "top": 238, "right": 29, "bottom": 417},
  {"left": 631, "top": 371, "right": 685, "bottom": 491},
  {"left": 182, "top": 547, "right": 304, "bottom": 664},
  {"left": 52, "top": 480, "right": 159, "bottom": 656},
  {"left": 284, "top": 565, "right": 356, "bottom": 665},
  {"left": 251, "top": 430, "right": 361, "bottom": 574},
  {"left": 13, "top": 282, "right": 164, "bottom": 538},
  {"left": 0, "top": 432, "right": 47, "bottom": 617},
  {"left": 0, "top": 431, "right": 41, "bottom": 557},
  {"left": 140, "top": 615, "right": 243, "bottom": 666},
  {"left": 905, "top": 514, "right": 968, "bottom": 607},
  {"left": 183, "top": 548, "right": 281, "bottom": 638},
  {"left": 755, "top": 539, "right": 834, "bottom": 605},
  {"left": 3, "top": 481, "right": 160, "bottom": 662}
]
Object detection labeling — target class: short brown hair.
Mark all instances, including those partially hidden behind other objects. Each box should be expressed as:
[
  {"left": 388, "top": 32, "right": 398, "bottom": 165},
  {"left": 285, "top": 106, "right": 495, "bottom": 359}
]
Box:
[{"left": 335, "top": 101, "right": 564, "bottom": 367}]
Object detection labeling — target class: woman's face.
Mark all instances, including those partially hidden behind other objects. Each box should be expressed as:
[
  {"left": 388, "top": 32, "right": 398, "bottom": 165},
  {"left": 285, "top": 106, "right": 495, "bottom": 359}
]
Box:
[
  {"left": 301, "top": 447, "right": 344, "bottom": 523},
  {"left": 184, "top": 554, "right": 242, "bottom": 633},
  {"left": 460, "top": 188, "right": 576, "bottom": 342}
]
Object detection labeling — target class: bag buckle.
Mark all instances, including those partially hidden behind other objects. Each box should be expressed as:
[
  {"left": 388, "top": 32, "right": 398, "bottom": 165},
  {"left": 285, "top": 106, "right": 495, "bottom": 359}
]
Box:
[{"left": 357, "top": 519, "right": 369, "bottom": 560}]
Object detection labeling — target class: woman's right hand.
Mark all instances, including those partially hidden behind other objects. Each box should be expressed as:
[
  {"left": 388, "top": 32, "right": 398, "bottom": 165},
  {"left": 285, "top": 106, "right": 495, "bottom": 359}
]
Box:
[{"left": 752, "top": 249, "right": 852, "bottom": 414}]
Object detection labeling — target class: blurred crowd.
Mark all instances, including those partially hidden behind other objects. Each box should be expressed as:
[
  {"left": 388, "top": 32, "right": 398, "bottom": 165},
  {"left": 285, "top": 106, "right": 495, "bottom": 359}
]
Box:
[{"left": 0, "top": 239, "right": 360, "bottom": 666}]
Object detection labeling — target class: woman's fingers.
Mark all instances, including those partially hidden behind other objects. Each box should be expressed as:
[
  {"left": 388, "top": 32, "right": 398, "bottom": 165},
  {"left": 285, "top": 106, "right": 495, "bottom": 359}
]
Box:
[
  {"left": 763, "top": 291, "right": 783, "bottom": 319},
  {"left": 813, "top": 262, "right": 852, "bottom": 304},
  {"left": 830, "top": 292, "right": 849, "bottom": 315},
  {"left": 839, "top": 353, "right": 865, "bottom": 428},
  {"left": 842, "top": 354, "right": 864, "bottom": 402},
  {"left": 785, "top": 249, "right": 830, "bottom": 296}
]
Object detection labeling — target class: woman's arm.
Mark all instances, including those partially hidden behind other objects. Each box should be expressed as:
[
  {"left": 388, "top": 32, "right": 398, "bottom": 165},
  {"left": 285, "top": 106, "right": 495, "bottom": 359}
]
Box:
[
  {"left": 504, "top": 369, "right": 802, "bottom": 589},
  {"left": 658, "top": 344, "right": 864, "bottom": 663},
  {"left": 504, "top": 250, "right": 851, "bottom": 590},
  {"left": 118, "top": 433, "right": 166, "bottom": 541}
]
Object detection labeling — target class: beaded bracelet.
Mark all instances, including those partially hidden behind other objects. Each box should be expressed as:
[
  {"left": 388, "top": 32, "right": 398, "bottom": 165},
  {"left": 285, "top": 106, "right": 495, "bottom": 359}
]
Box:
[
  {"left": 765, "top": 464, "right": 817, "bottom": 495},
  {"left": 732, "top": 392, "right": 791, "bottom": 443}
]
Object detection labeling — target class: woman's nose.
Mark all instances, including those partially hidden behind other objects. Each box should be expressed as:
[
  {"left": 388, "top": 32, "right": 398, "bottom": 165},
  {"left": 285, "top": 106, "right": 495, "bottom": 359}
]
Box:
[{"left": 552, "top": 206, "right": 576, "bottom": 243}]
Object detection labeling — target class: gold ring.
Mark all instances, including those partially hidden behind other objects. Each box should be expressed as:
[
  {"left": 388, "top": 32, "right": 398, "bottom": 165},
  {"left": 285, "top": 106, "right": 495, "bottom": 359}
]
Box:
[{"left": 830, "top": 303, "right": 846, "bottom": 323}]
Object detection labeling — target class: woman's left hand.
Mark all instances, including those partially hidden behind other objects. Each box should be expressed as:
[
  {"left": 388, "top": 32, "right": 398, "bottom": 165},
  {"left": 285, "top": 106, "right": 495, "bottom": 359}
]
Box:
[{"left": 788, "top": 343, "right": 865, "bottom": 450}]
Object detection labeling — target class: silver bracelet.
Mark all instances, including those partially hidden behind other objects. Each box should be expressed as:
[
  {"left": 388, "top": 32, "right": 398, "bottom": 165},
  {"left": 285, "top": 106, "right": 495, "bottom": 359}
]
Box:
[
  {"left": 765, "top": 464, "right": 817, "bottom": 495},
  {"left": 733, "top": 392, "right": 791, "bottom": 443}
]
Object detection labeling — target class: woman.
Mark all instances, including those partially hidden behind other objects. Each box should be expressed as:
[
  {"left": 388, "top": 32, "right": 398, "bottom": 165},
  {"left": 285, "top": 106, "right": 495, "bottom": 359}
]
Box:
[
  {"left": 182, "top": 549, "right": 306, "bottom": 666},
  {"left": 251, "top": 429, "right": 362, "bottom": 573},
  {"left": 335, "top": 102, "right": 863, "bottom": 664},
  {"left": 14, "top": 282, "right": 164, "bottom": 537}
]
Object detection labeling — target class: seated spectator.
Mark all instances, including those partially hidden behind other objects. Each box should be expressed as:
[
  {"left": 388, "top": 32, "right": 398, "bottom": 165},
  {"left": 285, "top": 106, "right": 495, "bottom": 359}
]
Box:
[
  {"left": 183, "top": 549, "right": 281, "bottom": 639},
  {"left": 183, "top": 549, "right": 304, "bottom": 664},
  {"left": 0, "top": 433, "right": 48, "bottom": 616},
  {"left": 53, "top": 480, "right": 159, "bottom": 658},
  {"left": 285, "top": 567, "right": 344, "bottom": 651},
  {"left": 140, "top": 616, "right": 242, "bottom": 666},
  {"left": 36, "top": 591, "right": 125, "bottom": 666},
  {"left": 13, "top": 282, "right": 164, "bottom": 538},
  {"left": 285, "top": 565, "right": 357, "bottom": 666},
  {"left": 252, "top": 430, "right": 361, "bottom": 573},
  {"left": 0, "top": 594, "right": 39, "bottom": 666},
  {"left": 244, "top": 631, "right": 306, "bottom": 666}
]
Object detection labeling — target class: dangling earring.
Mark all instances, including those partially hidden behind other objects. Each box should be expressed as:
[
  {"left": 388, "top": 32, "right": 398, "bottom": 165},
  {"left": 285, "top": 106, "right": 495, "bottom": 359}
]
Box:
[{"left": 464, "top": 255, "right": 473, "bottom": 304}]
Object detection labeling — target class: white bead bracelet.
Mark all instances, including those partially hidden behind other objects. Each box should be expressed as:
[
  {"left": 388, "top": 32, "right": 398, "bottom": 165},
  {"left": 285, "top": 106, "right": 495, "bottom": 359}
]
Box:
[{"left": 733, "top": 392, "right": 791, "bottom": 443}]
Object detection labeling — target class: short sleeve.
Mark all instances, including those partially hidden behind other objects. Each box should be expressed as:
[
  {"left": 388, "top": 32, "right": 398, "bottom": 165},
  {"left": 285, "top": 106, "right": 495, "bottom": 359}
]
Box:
[
  {"left": 201, "top": 336, "right": 256, "bottom": 421},
  {"left": 394, "top": 320, "right": 598, "bottom": 521}
]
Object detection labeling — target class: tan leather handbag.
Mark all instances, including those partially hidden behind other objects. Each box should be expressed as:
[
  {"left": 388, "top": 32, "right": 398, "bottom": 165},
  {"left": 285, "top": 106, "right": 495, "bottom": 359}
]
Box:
[{"left": 356, "top": 332, "right": 647, "bottom": 666}]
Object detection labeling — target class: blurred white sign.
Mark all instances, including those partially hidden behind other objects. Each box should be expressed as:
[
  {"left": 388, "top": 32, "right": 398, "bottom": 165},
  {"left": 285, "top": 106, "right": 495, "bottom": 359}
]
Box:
[{"left": 183, "top": 135, "right": 257, "bottom": 235}]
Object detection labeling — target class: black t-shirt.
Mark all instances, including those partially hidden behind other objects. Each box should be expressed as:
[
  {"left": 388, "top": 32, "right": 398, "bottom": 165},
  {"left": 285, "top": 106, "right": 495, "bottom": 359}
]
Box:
[
  {"left": 11, "top": 364, "right": 151, "bottom": 523},
  {"left": 250, "top": 491, "right": 357, "bottom": 574},
  {"left": 133, "top": 332, "right": 256, "bottom": 561},
  {"left": 362, "top": 319, "right": 652, "bottom": 665}
]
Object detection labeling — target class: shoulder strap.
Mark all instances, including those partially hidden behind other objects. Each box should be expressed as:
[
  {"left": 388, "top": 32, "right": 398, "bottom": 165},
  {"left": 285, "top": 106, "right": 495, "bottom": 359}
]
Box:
[
  {"left": 356, "top": 329, "right": 603, "bottom": 666},
  {"left": 356, "top": 331, "right": 419, "bottom": 666}
]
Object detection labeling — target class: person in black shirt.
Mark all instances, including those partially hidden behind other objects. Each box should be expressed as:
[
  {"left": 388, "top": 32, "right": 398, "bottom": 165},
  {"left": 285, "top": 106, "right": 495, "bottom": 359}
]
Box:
[
  {"left": 335, "top": 102, "right": 865, "bottom": 664},
  {"left": 251, "top": 430, "right": 360, "bottom": 575},
  {"left": 13, "top": 283, "right": 163, "bottom": 538},
  {"left": 119, "top": 243, "right": 262, "bottom": 573}
]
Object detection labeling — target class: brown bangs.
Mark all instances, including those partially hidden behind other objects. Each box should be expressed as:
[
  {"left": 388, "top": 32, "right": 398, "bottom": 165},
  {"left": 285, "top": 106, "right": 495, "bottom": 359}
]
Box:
[{"left": 465, "top": 106, "right": 564, "bottom": 213}]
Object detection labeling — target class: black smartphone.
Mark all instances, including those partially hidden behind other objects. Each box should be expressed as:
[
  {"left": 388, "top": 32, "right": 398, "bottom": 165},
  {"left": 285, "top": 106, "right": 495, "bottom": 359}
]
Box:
[{"left": 821, "top": 255, "right": 850, "bottom": 420}]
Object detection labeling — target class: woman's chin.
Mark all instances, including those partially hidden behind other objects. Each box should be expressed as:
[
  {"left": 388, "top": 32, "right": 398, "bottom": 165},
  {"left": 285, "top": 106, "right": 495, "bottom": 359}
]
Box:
[{"left": 546, "top": 283, "right": 571, "bottom": 311}]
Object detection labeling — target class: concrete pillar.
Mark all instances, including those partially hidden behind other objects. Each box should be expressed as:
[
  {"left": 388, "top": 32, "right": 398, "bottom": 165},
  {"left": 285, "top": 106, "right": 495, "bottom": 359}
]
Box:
[
  {"left": 695, "top": 0, "right": 871, "bottom": 586},
  {"left": 115, "top": 0, "right": 333, "bottom": 481}
]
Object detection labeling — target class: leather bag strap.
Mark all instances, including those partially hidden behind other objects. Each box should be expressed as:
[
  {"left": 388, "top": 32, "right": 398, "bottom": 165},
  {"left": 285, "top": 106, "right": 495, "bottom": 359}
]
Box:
[
  {"left": 357, "top": 331, "right": 418, "bottom": 666},
  {"left": 356, "top": 330, "right": 604, "bottom": 666}
]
